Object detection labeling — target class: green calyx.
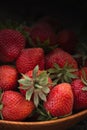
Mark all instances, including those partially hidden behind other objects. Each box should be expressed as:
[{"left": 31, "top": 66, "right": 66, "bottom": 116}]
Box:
[
  {"left": 18, "top": 65, "right": 51, "bottom": 107},
  {"left": 28, "top": 36, "right": 58, "bottom": 54},
  {"left": 0, "top": 104, "right": 3, "bottom": 111},
  {"left": 81, "top": 70, "right": 87, "bottom": 91},
  {"left": 0, "top": 90, "right": 3, "bottom": 119},
  {"left": 48, "top": 63, "right": 78, "bottom": 84},
  {"left": 0, "top": 104, "right": 3, "bottom": 120}
]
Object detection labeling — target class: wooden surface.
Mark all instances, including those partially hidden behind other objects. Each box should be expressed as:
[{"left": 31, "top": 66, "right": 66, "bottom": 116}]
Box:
[{"left": 0, "top": 110, "right": 87, "bottom": 130}]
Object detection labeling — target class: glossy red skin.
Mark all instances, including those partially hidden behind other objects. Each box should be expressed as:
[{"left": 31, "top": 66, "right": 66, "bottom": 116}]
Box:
[
  {"left": 71, "top": 79, "right": 87, "bottom": 111},
  {"left": 30, "top": 22, "right": 57, "bottom": 46},
  {"left": 1, "top": 91, "right": 35, "bottom": 121},
  {"left": 0, "top": 65, "right": 18, "bottom": 91},
  {"left": 38, "top": 16, "right": 61, "bottom": 32},
  {"left": 45, "top": 48, "right": 78, "bottom": 69},
  {"left": 16, "top": 48, "right": 45, "bottom": 74},
  {"left": 57, "top": 29, "right": 78, "bottom": 53},
  {"left": 0, "top": 29, "right": 26, "bottom": 62},
  {"left": 44, "top": 83, "right": 74, "bottom": 117}
]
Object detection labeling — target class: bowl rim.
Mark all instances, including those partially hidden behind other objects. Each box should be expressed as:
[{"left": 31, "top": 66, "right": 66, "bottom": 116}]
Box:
[{"left": 0, "top": 109, "right": 87, "bottom": 126}]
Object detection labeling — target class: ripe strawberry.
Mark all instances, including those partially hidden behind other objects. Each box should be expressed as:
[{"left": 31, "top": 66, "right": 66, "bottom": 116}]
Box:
[
  {"left": 57, "top": 29, "right": 78, "bottom": 53},
  {"left": 16, "top": 48, "right": 45, "bottom": 74},
  {"left": 71, "top": 78, "right": 87, "bottom": 111},
  {"left": 0, "top": 65, "right": 18, "bottom": 91},
  {"left": 44, "top": 83, "right": 73, "bottom": 117},
  {"left": 0, "top": 90, "right": 35, "bottom": 121},
  {"left": 46, "top": 48, "right": 78, "bottom": 84},
  {"left": 38, "top": 16, "right": 61, "bottom": 33},
  {"left": 45, "top": 48, "right": 78, "bottom": 69},
  {"left": 18, "top": 65, "right": 53, "bottom": 107},
  {"left": 0, "top": 29, "right": 26, "bottom": 62},
  {"left": 29, "top": 22, "right": 57, "bottom": 47}
]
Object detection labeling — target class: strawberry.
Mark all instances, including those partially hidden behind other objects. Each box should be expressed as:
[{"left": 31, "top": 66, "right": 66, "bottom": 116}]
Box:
[
  {"left": 44, "top": 83, "right": 73, "bottom": 117},
  {"left": 57, "top": 29, "right": 78, "bottom": 53},
  {"left": 0, "top": 90, "right": 35, "bottom": 121},
  {"left": 45, "top": 48, "right": 78, "bottom": 71},
  {"left": 46, "top": 48, "right": 78, "bottom": 84},
  {"left": 18, "top": 65, "right": 53, "bottom": 107},
  {"left": 38, "top": 16, "right": 61, "bottom": 33},
  {"left": 16, "top": 48, "right": 45, "bottom": 74},
  {"left": 0, "top": 29, "right": 26, "bottom": 62},
  {"left": 29, "top": 22, "right": 57, "bottom": 48},
  {"left": 71, "top": 78, "right": 87, "bottom": 111},
  {"left": 0, "top": 65, "right": 18, "bottom": 91}
]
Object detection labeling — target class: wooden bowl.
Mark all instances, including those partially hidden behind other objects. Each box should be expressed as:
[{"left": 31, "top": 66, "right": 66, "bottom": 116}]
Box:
[{"left": 0, "top": 110, "right": 87, "bottom": 130}]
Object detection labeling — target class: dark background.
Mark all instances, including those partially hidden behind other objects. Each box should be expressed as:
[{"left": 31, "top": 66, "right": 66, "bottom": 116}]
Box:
[
  {"left": 0, "top": 0, "right": 87, "bottom": 40},
  {"left": 0, "top": 1, "right": 87, "bottom": 129},
  {"left": 0, "top": 1, "right": 87, "bottom": 22}
]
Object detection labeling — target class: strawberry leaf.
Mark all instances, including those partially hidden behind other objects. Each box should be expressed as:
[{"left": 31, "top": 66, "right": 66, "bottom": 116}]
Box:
[
  {"left": 42, "top": 87, "right": 50, "bottom": 94},
  {"left": 37, "top": 71, "right": 48, "bottom": 85},
  {"left": 26, "top": 87, "right": 34, "bottom": 101},
  {"left": 18, "top": 78, "right": 33, "bottom": 87},
  {"left": 34, "top": 91, "right": 39, "bottom": 107},
  {"left": 33, "top": 65, "right": 39, "bottom": 79},
  {"left": 21, "top": 73, "right": 31, "bottom": 81},
  {"left": 35, "top": 84, "right": 43, "bottom": 89},
  {"left": 38, "top": 91, "right": 47, "bottom": 102},
  {"left": 0, "top": 104, "right": 3, "bottom": 110},
  {"left": 48, "top": 63, "right": 78, "bottom": 83},
  {"left": 82, "top": 87, "right": 87, "bottom": 91}
]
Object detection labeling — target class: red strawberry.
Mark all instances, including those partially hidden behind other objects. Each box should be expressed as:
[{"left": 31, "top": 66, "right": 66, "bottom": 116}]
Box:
[
  {"left": 18, "top": 65, "right": 53, "bottom": 107},
  {"left": 16, "top": 48, "right": 45, "bottom": 74},
  {"left": 30, "top": 22, "right": 57, "bottom": 46},
  {"left": 71, "top": 79, "right": 87, "bottom": 111},
  {"left": 0, "top": 29, "right": 26, "bottom": 62},
  {"left": 45, "top": 48, "right": 78, "bottom": 84},
  {"left": 45, "top": 48, "right": 78, "bottom": 69},
  {"left": 57, "top": 29, "right": 78, "bottom": 53},
  {"left": 44, "top": 83, "right": 73, "bottom": 117},
  {"left": 38, "top": 16, "right": 61, "bottom": 33},
  {"left": 0, "top": 65, "right": 18, "bottom": 91},
  {"left": 0, "top": 90, "right": 35, "bottom": 121}
]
